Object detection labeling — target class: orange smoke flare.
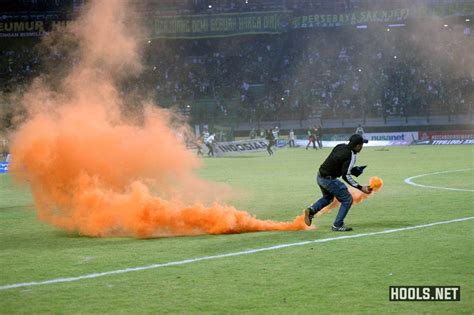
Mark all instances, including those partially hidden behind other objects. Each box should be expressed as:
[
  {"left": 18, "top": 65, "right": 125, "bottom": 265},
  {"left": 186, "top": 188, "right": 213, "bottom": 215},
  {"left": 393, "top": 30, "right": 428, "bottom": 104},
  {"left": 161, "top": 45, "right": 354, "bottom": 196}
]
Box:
[
  {"left": 370, "top": 176, "right": 383, "bottom": 191},
  {"left": 317, "top": 176, "right": 383, "bottom": 215},
  {"left": 9, "top": 0, "right": 309, "bottom": 238}
]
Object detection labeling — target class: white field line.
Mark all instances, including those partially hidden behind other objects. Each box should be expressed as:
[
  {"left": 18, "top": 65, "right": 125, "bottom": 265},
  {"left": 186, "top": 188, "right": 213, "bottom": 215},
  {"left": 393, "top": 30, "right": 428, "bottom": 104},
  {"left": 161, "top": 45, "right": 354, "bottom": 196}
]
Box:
[
  {"left": 1, "top": 216, "right": 473, "bottom": 291},
  {"left": 404, "top": 169, "right": 474, "bottom": 192}
]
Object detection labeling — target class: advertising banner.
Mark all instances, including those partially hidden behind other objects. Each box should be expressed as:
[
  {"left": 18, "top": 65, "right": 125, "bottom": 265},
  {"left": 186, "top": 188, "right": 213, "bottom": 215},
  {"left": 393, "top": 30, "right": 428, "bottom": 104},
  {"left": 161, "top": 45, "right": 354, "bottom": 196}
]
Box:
[
  {"left": 295, "top": 139, "right": 411, "bottom": 148},
  {"left": 151, "top": 11, "right": 288, "bottom": 39},
  {"left": 430, "top": 139, "right": 474, "bottom": 145},
  {"left": 292, "top": 3, "right": 474, "bottom": 29},
  {"left": 295, "top": 132, "right": 417, "bottom": 148},
  {"left": 323, "top": 134, "right": 352, "bottom": 142},
  {"left": 418, "top": 130, "right": 474, "bottom": 141},
  {"left": 0, "top": 162, "right": 8, "bottom": 173},
  {"left": 364, "top": 132, "right": 418, "bottom": 143},
  {"left": 0, "top": 20, "right": 71, "bottom": 38},
  {"left": 416, "top": 130, "right": 474, "bottom": 145},
  {"left": 212, "top": 138, "right": 269, "bottom": 156},
  {"left": 292, "top": 8, "right": 410, "bottom": 29}
]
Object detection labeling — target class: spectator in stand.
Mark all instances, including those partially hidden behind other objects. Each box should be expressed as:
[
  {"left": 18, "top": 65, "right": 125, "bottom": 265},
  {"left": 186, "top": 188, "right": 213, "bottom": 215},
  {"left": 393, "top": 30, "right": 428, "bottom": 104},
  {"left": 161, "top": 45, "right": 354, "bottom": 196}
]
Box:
[{"left": 1, "top": 17, "right": 472, "bottom": 124}]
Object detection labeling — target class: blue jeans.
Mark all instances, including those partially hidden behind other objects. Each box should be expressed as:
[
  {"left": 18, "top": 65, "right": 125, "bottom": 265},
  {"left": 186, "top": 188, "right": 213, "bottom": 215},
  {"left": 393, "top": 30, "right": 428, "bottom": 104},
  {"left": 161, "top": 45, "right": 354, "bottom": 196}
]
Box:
[{"left": 310, "top": 175, "right": 353, "bottom": 227}]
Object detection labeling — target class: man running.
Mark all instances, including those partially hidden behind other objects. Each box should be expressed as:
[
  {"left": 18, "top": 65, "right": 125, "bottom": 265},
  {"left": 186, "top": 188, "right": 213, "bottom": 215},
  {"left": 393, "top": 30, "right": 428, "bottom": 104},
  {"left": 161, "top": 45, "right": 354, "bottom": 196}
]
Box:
[
  {"left": 304, "top": 134, "right": 372, "bottom": 231},
  {"left": 265, "top": 129, "right": 276, "bottom": 156}
]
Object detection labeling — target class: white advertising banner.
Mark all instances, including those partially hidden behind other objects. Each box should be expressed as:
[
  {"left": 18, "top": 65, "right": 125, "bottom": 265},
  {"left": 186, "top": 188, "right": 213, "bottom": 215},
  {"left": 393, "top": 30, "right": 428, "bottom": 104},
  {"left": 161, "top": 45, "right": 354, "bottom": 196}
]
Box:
[
  {"left": 211, "top": 139, "right": 269, "bottom": 156},
  {"left": 295, "top": 131, "right": 418, "bottom": 148},
  {"left": 364, "top": 132, "right": 419, "bottom": 142}
]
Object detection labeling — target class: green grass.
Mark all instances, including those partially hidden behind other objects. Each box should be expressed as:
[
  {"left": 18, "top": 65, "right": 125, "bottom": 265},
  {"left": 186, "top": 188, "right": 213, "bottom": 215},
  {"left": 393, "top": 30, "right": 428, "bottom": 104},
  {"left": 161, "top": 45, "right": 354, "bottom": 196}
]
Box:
[{"left": 1, "top": 145, "right": 473, "bottom": 314}]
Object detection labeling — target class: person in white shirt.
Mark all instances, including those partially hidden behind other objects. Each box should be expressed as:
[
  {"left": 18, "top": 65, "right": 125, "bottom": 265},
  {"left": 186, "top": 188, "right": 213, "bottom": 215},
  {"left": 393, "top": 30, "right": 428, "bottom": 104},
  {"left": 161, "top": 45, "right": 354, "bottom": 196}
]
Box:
[
  {"left": 1, "top": 138, "right": 9, "bottom": 162},
  {"left": 272, "top": 127, "right": 279, "bottom": 147},
  {"left": 204, "top": 133, "right": 215, "bottom": 157},
  {"left": 288, "top": 129, "right": 295, "bottom": 148},
  {"left": 355, "top": 124, "right": 365, "bottom": 137}
]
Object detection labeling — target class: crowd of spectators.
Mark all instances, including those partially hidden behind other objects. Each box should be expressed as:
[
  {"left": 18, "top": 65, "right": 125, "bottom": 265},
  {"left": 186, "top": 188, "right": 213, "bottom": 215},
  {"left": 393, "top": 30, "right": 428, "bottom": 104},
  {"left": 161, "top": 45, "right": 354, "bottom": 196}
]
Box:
[
  {"left": 0, "top": 42, "right": 40, "bottom": 91},
  {"left": 140, "top": 19, "right": 473, "bottom": 123},
  {"left": 1, "top": 18, "right": 473, "bottom": 125}
]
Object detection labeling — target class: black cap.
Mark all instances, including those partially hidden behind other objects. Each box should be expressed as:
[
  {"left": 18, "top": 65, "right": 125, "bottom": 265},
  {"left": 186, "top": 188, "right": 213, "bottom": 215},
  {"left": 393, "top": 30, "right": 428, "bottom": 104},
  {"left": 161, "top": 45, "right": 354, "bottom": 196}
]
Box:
[{"left": 349, "top": 134, "right": 368, "bottom": 145}]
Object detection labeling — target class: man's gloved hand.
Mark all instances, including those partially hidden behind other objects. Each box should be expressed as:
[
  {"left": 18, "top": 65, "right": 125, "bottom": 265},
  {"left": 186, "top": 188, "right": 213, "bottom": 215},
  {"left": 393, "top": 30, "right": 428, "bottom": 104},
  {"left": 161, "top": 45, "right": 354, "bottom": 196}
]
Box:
[{"left": 351, "top": 165, "right": 367, "bottom": 177}]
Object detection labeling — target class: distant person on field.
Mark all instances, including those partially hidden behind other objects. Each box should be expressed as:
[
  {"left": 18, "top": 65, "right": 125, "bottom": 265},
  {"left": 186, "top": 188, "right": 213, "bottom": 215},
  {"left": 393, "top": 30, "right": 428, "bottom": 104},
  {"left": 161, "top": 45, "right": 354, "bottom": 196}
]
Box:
[
  {"left": 2, "top": 138, "right": 8, "bottom": 162},
  {"left": 288, "top": 129, "right": 295, "bottom": 148},
  {"left": 202, "top": 129, "right": 210, "bottom": 140},
  {"left": 196, "top": 135, "right": 204, "bottom": 156},
  {"left": 355, "top": 124, "right": 365, "bottom": 137},
  {"left": 303, "top": 134, "right": 372, "bottom": 232},
  {"left": 272, "top": 126, "right": 279, "bottom": 146},
  {"left": 316, "top": 125, "right": 323, "bottom": 149},
  {"left": 265, "top": 129, "right": 276, "bottom": 156},
  {"left": 306, "top": 127, "right": 317, "bottom": 150},
  {"left": 249, "top": 128, "right": 257, "bottom": 139},
  {"left": 204, "top": 133, "right": 215, "bottom": 157}
]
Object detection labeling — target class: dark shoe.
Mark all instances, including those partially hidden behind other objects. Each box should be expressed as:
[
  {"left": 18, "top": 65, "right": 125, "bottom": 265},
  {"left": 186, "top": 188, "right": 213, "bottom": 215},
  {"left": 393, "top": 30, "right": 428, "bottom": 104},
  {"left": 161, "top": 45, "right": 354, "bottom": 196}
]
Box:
[
  {"left": 304, "top": 208, "right": 314, "bottom": 226},
  {"left": 331, "top": 225, "right": 353, "bottom": 232}
]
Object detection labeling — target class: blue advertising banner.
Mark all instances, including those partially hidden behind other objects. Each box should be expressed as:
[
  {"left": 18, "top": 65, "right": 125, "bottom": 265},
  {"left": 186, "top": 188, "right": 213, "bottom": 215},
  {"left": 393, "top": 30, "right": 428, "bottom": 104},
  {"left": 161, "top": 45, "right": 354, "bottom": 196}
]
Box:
[{"left": 0, "top": 162, "right": 9, "bottom": 173}]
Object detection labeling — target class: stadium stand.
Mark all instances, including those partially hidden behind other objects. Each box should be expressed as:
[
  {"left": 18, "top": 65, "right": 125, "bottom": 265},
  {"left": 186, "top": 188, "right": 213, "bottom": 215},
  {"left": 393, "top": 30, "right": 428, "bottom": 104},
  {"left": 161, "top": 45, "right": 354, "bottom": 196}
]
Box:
[{"left": 0, "top": 0, "right": 473, "bottom": 132}]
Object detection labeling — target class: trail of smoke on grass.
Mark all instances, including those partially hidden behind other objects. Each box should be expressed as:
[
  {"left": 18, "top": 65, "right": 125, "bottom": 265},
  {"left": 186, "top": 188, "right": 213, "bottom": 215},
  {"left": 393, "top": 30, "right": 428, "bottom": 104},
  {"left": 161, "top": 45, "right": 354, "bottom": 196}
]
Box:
[{"left": 9, "top": 0, "right": 308, "bottom": 238}]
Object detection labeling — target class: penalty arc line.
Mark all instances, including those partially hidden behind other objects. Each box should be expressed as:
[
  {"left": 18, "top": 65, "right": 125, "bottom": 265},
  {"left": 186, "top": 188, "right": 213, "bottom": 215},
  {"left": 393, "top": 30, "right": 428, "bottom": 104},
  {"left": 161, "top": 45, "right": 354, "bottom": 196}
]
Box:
[
  {"left": 1, "top": 216, "right": 473, "bottom": 291},
  {"left": 404, "top": 169, "right": 474, "bottom": 192}
]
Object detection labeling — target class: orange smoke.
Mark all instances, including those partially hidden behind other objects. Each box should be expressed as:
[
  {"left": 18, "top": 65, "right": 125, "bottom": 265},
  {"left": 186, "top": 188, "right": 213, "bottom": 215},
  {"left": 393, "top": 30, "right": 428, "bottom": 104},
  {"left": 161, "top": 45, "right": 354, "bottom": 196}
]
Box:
[
  {"left": 9, "top": 0, "right": 308, "bottom": 238},
  {"left": 318, "top": 176, "right": 383, "bottom": 215}
]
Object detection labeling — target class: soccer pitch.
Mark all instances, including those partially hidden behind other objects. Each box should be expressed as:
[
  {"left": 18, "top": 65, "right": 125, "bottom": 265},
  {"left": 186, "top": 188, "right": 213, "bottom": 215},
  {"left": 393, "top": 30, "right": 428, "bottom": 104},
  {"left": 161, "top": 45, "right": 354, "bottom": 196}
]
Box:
[{"left": 1, "top": 145, "right": 473, "bottom": 314}]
